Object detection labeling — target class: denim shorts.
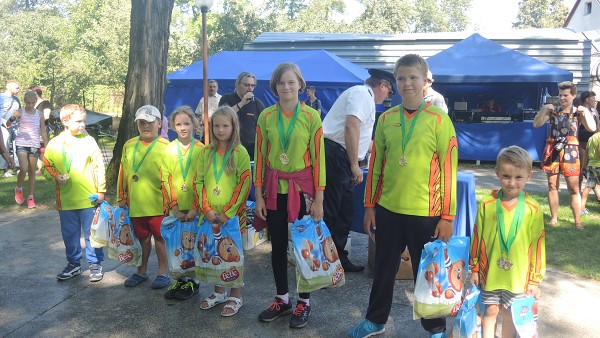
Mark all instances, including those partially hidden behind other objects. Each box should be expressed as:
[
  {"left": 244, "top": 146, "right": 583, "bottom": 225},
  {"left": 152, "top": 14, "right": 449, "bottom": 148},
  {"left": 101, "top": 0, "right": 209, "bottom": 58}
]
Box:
[{"left": 16, "top": 146, "right": 40, "bottom": 158}]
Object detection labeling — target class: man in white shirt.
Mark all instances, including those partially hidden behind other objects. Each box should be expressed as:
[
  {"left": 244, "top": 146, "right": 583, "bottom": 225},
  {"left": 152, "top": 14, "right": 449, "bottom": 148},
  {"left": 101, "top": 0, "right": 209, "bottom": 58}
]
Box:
[
  {"left": 424, "top": 71, "right": 448, "bottom": 113},
  {"left": 322, "top": 69, "right": 395, "bottom": 272},
  {"left": 195, "top": 79, "right": 222, "bottom": 137},
  {"left": 0, "top": 80, "right": 21, "bottom": 174}
]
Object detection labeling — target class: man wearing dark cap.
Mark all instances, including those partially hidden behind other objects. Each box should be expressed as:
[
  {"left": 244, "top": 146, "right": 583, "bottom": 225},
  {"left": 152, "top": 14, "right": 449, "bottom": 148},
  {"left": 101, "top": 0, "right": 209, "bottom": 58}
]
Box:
[{"left": 322, "top": 68, "right": 395, "bottom": 272}]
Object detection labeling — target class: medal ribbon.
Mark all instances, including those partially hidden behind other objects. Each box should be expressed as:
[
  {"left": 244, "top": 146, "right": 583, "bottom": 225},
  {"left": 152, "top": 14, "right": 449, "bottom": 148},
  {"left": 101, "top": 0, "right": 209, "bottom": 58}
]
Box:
[
  {"left": 212, "top": 147, "right": 233, "bottom": 185},
  {"left": 399, "top": 100, "right": 426, "bottom": 156},
  {"left": 496, "top": 190, "right": 526, "bottom": 255},
  {"left": 177, "top": 139, "right": 194, "bottom": 181},
  {"left": 61, "top": 142, "right": 73, "bottom": 173},
  {"left": 277, "top": 102, "right": 301, "bottom": 152},
  {"left": 132, "top": 137, "right": 159, "bottom": 173}
]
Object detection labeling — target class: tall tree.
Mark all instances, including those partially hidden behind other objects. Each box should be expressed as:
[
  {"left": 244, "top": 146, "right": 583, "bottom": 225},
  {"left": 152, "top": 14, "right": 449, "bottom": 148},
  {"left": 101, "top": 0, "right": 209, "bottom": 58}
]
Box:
[
  {"left": 514, "top": 0, "right": 569, "bottom": 28},
  {"left": 106, "top": 0, "right": 175, "bottom": 183}
]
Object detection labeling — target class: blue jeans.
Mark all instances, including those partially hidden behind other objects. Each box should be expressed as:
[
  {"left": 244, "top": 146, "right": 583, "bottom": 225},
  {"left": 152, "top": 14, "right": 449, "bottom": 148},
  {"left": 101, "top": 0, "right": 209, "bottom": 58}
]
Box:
[{"left": 58, "top": 208, "right": 104, "bottom": 265}]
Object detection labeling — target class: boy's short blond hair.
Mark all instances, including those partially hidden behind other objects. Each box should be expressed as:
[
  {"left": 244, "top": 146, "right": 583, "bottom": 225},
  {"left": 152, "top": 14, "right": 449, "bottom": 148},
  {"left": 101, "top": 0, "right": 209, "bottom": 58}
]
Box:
[
  {"left": 394, "top": 54, "right": 428, "bottom": 79},
  {"left": 60, "top": 104, "right": 86, "bottom": 121},
  {"left": 496, "top": 146, "right": 532, "bottom": 172}
]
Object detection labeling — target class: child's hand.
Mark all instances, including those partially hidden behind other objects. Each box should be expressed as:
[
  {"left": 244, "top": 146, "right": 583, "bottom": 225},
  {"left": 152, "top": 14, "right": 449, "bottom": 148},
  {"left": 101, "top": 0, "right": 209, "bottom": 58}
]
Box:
[
  {"left": 95, "top": 192, "right": 105, "bottom": 204},
  {"left": 433, "top": 219, "right": 453, "bottom": 242},
  {"left": 185, "top": 209, "right": 198, "bottom": 221},
  {"left": 255, "top": 196, "right": 267, "bottom": 220},
  {"left": 363, "top": 208, "right": 376, "bottom": 242},
  {"left": 206, "top": 210, "right": 218, "bottom": 224},
  {"left": 469, "top": 271, "right": 479, "bottom": 287},
  {"left": 175, "top": 210, "right": 187, "bottom": 221},
  {"left": 217, "top": 213, "right": 229, "bottom": 225},
  {"left": 527, "top": 284, "right": 541, "bottom": 299},
  {"left": 310, "top": 198, "right": 323, "bottom": 222},
  {"left": 118, "top": 200, "right": 127, "bottom": 209},
  {"left": 56, "top": 174, "right": 69, "bottom": 185}
]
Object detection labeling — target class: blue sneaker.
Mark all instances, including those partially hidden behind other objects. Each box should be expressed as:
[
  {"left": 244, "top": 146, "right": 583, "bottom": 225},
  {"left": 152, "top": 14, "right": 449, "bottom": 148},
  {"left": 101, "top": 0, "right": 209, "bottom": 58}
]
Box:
[
  {"left": 347, "top": 319, "right": 385, "bottom": 338},
  {"left": 430, "top": 332, "right": 448, "bottom": 338}
]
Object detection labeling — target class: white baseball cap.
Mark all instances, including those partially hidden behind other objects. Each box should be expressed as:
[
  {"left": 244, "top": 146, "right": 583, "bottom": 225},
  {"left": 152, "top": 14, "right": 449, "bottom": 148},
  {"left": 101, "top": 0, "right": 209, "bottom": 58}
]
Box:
[{"left": 134, "top": 105, "right": 161, "bottom": 122}]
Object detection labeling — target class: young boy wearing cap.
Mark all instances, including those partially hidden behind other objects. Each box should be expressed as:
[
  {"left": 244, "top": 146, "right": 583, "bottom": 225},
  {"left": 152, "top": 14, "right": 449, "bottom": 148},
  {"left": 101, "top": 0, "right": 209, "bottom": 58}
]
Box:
[
  {"left": 117, "top": 105, "right": 171, "bottom": 289},
  {"left": 348, "top": 54, "right": 458, "bottom": 338},
  {"left": 322, "top": 68, "right": 395, "bottom": 273},
  {"left": 44, "top": 104, "right": 106, "bottom": 282}
]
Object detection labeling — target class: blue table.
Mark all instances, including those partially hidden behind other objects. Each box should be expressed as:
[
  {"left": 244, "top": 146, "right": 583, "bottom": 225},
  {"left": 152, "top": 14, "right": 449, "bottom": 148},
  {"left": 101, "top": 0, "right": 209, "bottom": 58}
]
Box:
[
  {"left": 454, "top": 121, "right": 548, "bottom": 161},
  {"left": 351, "top": 171, "right": 477, "bottom": 237}
]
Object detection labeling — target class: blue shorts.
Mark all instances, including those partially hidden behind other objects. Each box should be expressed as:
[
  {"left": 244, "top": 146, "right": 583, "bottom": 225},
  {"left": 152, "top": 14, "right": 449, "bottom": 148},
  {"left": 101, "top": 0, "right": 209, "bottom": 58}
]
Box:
[{"left": 16, "top": 146, "right": 40, "bottom": 159}]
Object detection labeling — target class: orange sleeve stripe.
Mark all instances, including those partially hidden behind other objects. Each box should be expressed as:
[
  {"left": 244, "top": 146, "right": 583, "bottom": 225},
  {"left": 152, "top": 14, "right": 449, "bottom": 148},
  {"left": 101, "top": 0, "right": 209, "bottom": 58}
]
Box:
[
  {"left": 373, "top": 157, "right": 386, "bottom": 203},
  {"left": 364, "top": 143, "right": 377, "bottom": 205},
  {"left": 192, "top": 173, "right": 200, "bottom": 211},
  {"left": 255, "top": 125, "right": 264, "bottom": 186},
  {"left": 313, "top": 127, "right": 323, "bottom": 187},
  {"left": 428, "top": 152, "right": 441, "bottom": 215},
  {"left": 224, "top": 169, "right": 251, "bottom": 213},
  {"left": 202, "top": 187, "right": 211, "bottom": 214},
  {"left": 42, "top": 156, "right": 59, "bottom": 178},
  {"left": 442, "top": 137, "right": 458, "bottom": 216},
  {"left": 118, "top": 162, "right": 126, "bottom": 200}
]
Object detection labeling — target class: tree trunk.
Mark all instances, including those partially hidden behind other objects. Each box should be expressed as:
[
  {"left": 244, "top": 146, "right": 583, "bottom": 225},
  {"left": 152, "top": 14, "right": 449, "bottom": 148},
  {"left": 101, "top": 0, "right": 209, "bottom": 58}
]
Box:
[{"left": 106, "top": 0, "right": 175, "bottom": 188}]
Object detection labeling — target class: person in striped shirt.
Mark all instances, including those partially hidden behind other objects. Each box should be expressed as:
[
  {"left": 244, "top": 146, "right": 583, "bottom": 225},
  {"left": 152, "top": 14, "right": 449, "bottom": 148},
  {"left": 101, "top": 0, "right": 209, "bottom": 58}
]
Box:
[
  {"left": 469, "top": 146, "right": 545, "bottom": 338},
  {"left": 349, "top": 54, "right": 458, "bottom": 338},
  {"left": 254, "top": 62, "right": 325, "bottom": 329}
]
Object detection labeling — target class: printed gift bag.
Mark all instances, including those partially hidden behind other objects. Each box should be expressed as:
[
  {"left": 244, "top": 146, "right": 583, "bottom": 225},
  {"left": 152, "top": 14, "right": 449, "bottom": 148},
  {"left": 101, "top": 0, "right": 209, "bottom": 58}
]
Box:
[
  {"left": 449, "top": 285, "right": 484, "bottom": 338},
  {"left": 108, "top": 206, "right": 142, "bottom": 267},
  {"left": 90, "top": 201, "right": 114, "bottom": 248},
  {"left": 161, "top": 216, "right": 200, "bottom": 280},
  {"left": 195, "top": 216, "right": 244, "bottom": 288},
  {"left": 413, "top": 236, "right": 470, "bottom": 319},
  {"left": 291, "top": 217, "right": 346, "bottom": 293},
  {"left": 511, "top": 296, "right": 539, "bottom": 338}
]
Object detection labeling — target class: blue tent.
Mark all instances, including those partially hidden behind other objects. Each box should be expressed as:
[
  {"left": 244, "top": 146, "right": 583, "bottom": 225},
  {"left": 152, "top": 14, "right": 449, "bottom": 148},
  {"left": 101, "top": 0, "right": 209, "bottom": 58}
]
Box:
[
  {"left": 164, "top": 50, "right": 369, "bottom": 117},
  {"left": 426, "top": 33, "right": 573, "bottom": 114}
]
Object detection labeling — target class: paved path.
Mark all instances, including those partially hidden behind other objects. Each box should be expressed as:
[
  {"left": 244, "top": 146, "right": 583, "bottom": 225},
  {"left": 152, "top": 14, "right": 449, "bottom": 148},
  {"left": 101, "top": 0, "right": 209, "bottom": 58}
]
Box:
[{"left": 0, "top": 167, "right": 597, "bottom": 337}]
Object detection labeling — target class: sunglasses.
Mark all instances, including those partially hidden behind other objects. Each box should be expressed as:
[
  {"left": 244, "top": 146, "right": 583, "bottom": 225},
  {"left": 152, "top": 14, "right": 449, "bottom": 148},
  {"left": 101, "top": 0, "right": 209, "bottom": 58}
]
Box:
[{"left": 240, "top": 82, "right": 256, "bottom": 88}]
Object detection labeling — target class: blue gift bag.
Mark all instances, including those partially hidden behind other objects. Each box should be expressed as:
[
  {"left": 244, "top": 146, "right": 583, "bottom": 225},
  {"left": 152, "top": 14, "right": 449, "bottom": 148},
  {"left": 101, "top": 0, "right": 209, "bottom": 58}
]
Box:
[
  {"left": 195, "top": 216, "right": 244, "bottom": 288},
  {"left": 291, "top": 217, "right": 345, "bottom": 293},
  {"left": 108, "top": 207, "right": 142, "bottom": 267},
  {"left": 511, "top": 296, "right": 539, "bottom": 338},
  {"left": 450, "top": 285, "right": 484, "bottom": 338},
  {"left": 414, "top": 236, "right": 470, "bottom": 319},
  {"left": 90, "top": 201, "right": 114, "bottom": 248},
  {"left": 161, "top": 216, "right": 200, "bottom": 280}
]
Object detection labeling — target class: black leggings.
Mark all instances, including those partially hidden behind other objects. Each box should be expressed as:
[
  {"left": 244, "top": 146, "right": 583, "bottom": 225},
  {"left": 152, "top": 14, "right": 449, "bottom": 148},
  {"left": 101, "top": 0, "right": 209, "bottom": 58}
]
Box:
[{"left": 266, "top": 193, "right": 309, "bottom": 299}]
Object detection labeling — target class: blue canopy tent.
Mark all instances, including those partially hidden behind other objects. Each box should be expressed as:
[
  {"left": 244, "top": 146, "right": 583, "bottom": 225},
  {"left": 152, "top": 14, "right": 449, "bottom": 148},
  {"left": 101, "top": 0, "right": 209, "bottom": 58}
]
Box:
[
  {"left": 426, "top": 33, "right": 573, "bottom": 115},
  {"left": 164, "top": 50, "right": 369, "bottom": 119},
  {"left": 425, "top": 33, "right": 573, "bottom": 162}
]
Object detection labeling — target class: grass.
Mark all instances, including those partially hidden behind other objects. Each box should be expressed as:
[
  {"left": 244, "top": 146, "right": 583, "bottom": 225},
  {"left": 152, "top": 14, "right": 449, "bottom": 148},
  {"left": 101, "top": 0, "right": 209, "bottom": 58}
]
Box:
[{"left": 2, "top": 159, "right": 599, "bottom": 281}]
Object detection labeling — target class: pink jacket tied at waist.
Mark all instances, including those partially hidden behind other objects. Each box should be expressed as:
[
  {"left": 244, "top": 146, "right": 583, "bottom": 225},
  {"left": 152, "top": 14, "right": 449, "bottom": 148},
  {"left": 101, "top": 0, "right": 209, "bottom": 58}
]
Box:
[{"left": 265, "top": 166, "right": 315, "bottom": 223}]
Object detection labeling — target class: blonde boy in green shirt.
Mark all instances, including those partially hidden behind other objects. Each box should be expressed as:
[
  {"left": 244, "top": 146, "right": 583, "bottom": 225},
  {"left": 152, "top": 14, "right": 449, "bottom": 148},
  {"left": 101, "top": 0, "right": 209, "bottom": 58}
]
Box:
[{"left": 43, "top": 104, "right": 106, "bottom": 282}]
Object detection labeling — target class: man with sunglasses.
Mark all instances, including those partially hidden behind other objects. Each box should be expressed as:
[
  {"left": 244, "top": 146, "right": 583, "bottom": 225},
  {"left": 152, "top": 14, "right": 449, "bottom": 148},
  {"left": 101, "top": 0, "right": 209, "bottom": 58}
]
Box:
[
  {"left": 219, "top": 72, "right": 265, "bottom": 160},
  {"left": 321, "top": 69, "right": 395, "bottom": 272}
]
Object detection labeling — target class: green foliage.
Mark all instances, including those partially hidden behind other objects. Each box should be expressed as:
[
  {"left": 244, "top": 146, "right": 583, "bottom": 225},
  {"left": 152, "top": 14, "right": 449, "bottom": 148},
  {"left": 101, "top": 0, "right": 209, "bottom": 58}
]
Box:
[{"left": 514, "top": 0, "right": 569, "bottom": 29}]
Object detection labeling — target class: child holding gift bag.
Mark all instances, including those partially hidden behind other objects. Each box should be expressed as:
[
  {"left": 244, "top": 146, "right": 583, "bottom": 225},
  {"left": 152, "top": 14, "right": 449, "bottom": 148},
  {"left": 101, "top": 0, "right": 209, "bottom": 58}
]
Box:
[
  {"left": 469, "top": 146, "right": 546, "bottom": 338},
  {"left": 117, "top": 105, "right": 171, "bottom": 289},
  {"left": 348, "top": 54, "right": 458, "bottom": 338},
  {"left": 161, "top": 105, "right": 204, "bottom": 300},
  {"left": 254, "top": 62, "right": 326, "bottom": 329},
  {"left": 194, "top": 105, "right": 251, "bottom": 316},
  {"left": 43, "top": 104, "right": 105, "bottom": 282}
]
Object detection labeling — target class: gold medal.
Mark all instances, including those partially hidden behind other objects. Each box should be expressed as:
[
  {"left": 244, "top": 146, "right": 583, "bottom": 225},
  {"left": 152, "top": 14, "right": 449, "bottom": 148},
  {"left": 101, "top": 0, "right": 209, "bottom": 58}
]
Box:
[
  {"left": 63, "top": 173, "right": 70, "bottom": 180},
  {"left": 213, "top": 186, "right": 221, "bottom": 196},
  {"left": 399, "top": 156, "right": 407, "bottom": 167},
  {"left": 497, "top": 257, "right": 513, "bottom": 270},
  {"left": 132, "top": 175, "right": 139, "bottom": 182},
  {"left": 279, "top": 152, "right": 289, "bottom": 165},
  {"left": 181, "top": 183, "right": 188, "bottom": 192}
]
